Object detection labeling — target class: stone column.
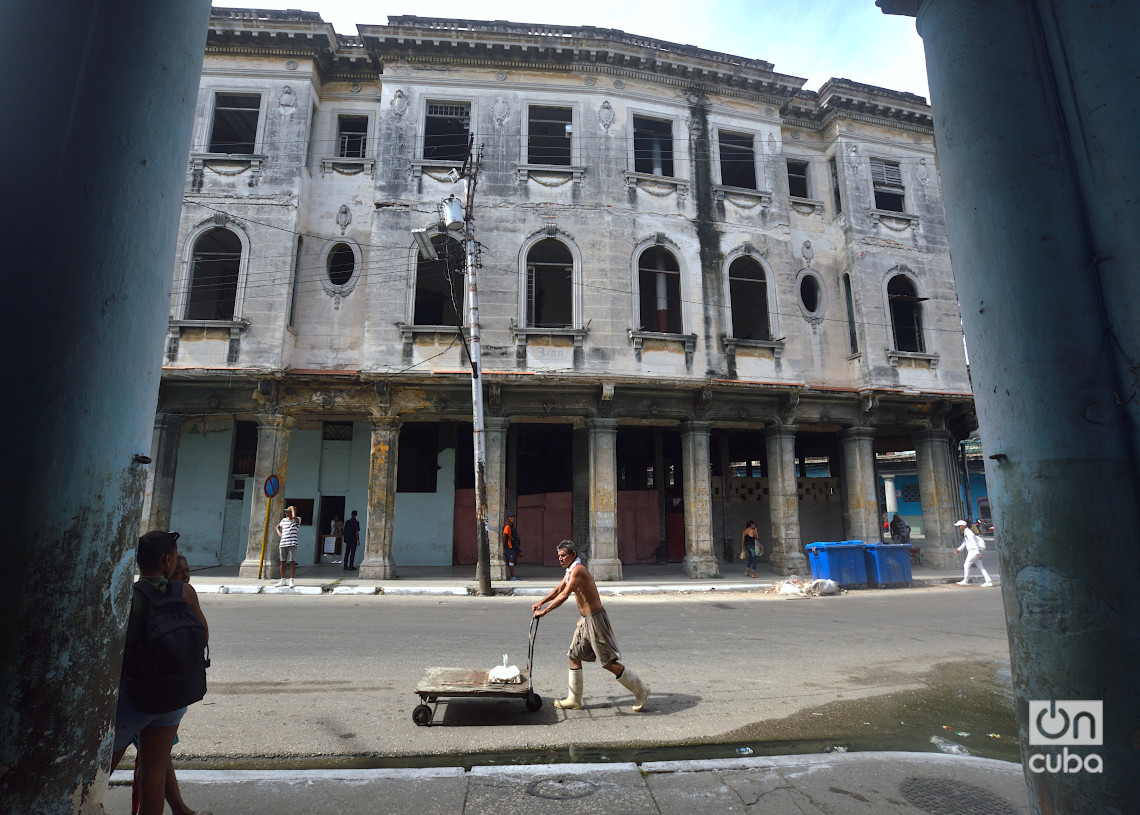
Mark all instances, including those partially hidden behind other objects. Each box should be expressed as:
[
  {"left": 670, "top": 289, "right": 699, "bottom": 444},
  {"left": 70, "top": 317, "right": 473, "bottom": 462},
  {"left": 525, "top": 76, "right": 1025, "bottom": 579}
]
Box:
[
  {"left": 359, "top": 417, "right": 399, "bottom": 579},
  {"left": 485, "top": 417, "right": 509, "bottom": 581},
  {"left": 141, "top": 413, "right": 184, "bottom": 533},
  {"left": 883, "top": 474, "right": 898, "bottom": 515},
  {"left": 238, "top": 415, "right": 292, "bottom": 578},
  {"left": 586, "top": 418, "right": 622, "bottom": 581},
  {"left": 0, "top": 3, "right": 211, "bottom": 811},
  {"left": 840, "top": 427, "right": 881, "bottom": 544},
  {"left": 879, "top": 3, "right": 1140, "bottom": 808},
  {"left": 765, "top": 425, "right": 807, "bottom": 575},
  {"left": 680, "top": 421, "right": 719, "bottom": 578},
  {"left": 913, "top": 429, "right": 958, "bottom": 569}
]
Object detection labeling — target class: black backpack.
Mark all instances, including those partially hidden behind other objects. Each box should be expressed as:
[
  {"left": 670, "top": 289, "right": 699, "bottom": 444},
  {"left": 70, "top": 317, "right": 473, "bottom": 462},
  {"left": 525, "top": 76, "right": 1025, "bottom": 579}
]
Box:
[{"left": 122, "top": 580, "right": 210, "bottom": 714}]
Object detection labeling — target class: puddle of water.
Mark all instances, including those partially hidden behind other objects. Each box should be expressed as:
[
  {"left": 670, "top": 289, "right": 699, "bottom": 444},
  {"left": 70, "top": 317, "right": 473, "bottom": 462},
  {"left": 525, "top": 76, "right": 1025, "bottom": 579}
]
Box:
[{"left": 177, "top": 660, "right": 1020, "bottom": 771}]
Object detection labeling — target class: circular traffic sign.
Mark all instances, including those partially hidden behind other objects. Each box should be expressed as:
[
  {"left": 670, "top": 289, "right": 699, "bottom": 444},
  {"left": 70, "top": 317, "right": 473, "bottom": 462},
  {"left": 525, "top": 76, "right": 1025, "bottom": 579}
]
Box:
[{"left": 264, "top": 474, "right": 280, "bottom": 498}]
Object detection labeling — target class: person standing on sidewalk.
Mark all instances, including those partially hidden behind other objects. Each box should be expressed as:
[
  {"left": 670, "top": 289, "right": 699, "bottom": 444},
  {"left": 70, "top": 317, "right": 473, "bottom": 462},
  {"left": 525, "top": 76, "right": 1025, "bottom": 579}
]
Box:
[
  {"left": 954, "top": 519, "right": 993, "bottom": 586},
  {"left": 532, "top": 541, "right": 650, "bottom": 712},
  {"left": 740, "top": 520, "right": 761, "bottom": 578},
  {"left": 342, "top": 510, "right": 361, "bottom": 571},
  {"left": 502, "top": 513, "right": 520, "bottom": 581},
  {"left": 275, "top": 506, "right": 300, "bottom": 588}
]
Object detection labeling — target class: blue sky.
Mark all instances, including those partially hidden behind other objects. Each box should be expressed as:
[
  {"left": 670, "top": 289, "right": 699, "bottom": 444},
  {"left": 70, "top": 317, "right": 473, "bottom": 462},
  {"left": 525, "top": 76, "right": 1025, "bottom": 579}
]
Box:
[{"left": 216, "top": 1, "right": 929, "bottom": 98}]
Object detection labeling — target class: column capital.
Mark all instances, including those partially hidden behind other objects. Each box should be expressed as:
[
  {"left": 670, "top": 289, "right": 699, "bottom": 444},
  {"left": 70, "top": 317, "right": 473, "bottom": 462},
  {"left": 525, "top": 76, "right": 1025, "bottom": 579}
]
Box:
[
  {"left": 681, "top": 419, "right": 713, "bottom": 435},
  {"left": 256, "top": 413, "right": 289, "bottom": 429},
  {"left": 764, "top": 423, "right": 797, "bottom": 440},
  {"left": 369, "top": 415, "right": 400, "bottom": 432},
  {"left": 587, "top": 417, "right": 620, "bottom": 432},
  {"left": 485, "top": 416, "right": 510, "bottom": 432},
  {"left": 840, "top": 425, "right": 877, "bottom": 442},
  {"left": 913, "top": 427, "right": 954, "bottom": 445}
]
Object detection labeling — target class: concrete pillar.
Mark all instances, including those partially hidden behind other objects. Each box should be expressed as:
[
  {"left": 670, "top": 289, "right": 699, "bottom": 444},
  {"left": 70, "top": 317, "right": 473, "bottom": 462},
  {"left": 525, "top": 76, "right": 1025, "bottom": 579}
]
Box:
[
  {"left": 765, "top": 425, "right": 807, "bottom": 575},
  {"left": 680, "top": 421, "right": 719, "bottom": 578},
  {"left": 840, "top": 427, "right": 880, "bottom": 544},
  {"left": 0, "top": 3, "right": 211, "bottom": 811},
  {"left": 141, "top": 413, "right": 184, "bottom": 533},
  {"left": 586, "top": 418, "right": 622, "bottom": 581},
  {"left": 571, "top": 426, "right": 590, "bottom": 551},
  {"left": 877, "top": 3, "right": 1140, "bottom": 808},
  {"left": 238, "top": 415, "right": 293, "bottom": 578},
  {"left": 485, "top": 417, "right": 509, "bottom": 580},
  {"left": 913, "top": 429, "right": 958, "bottom": 569},
  {"left": 359, "top": 417, "right": 399, "bottom": 579},
  {"left": 883, "top": 474, "right": 898, "bottom": 515}
]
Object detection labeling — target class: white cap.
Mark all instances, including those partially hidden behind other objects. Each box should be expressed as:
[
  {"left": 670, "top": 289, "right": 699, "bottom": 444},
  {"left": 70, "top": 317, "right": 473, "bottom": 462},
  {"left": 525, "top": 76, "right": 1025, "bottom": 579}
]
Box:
[{"left": 953, "top": 520, "right": 968, "bottom": 527}]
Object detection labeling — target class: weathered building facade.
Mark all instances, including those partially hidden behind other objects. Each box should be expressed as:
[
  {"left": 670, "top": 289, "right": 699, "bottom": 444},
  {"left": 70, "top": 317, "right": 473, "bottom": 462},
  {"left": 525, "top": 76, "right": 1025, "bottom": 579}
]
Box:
[{"left": 144, "top": 8, "right": 976, "bottom": 579}]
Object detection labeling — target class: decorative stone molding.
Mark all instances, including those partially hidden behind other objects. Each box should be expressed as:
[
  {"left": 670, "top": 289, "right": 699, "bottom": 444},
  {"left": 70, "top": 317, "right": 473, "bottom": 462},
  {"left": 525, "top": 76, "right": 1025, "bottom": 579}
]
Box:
[
  {"left": 190, "top": 153, "right": 265, "bottom": 191},
  {"left": 391, "top": 89, "right": 409, "bottom": 117},
  {"left": 410, "top": 159, "right": 464, "bottom": 181},
  {"left": 396, "top": 323, "right": 469, "bottom": 357},
  {"left": 789, "top": 196, "right": 825, "bottom": 216},
  {"left": 510, "top": 324, "right": 587, "bottom": 350},
  {"left": 801, "top": 240, "right": 814, "bottom": 268},
  {"left": 167, "top": 319, "right": 249, "bottom": 364},
  {"left": 598, "top": 101, "right": 616, "bottom": 131},
  {"left": 624, "top": 171, "right": 689, "bottom": 199},
  {"left": 335, "top": 205, "right": 352, "bottom": 235},
  {"left": 628, "top": 329, "right": 697, "bottom": 366},
  {"left": 516, "top": 164, "right": 586, "bottom": 185},
  {"left": 491, "top": 96, "right": 510, "bottom": 128},
  {"left": 714, "top": 186, "right": 772, "bottom": 209},
  {"left": 278, "top": 86, "right": 296, "bottom": 116},
  {"left": 871, "top": 209, "right": 920, "bottom": 230},
  {"left": 887, "top": 349, "right": 940, "bottom": 368},
  {"left": 320, "top": 157, "right": 375, "bottom": 177},
  {"left": 319, "top": 238, "right": 360, "bottom": 309},
  {"left": 721, "top": 335, "right": 785, "bottom": 359}
]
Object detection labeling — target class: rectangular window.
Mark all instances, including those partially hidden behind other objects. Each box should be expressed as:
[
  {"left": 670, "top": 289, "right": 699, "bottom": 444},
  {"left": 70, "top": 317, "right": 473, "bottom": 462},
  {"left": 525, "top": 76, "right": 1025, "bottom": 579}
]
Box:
[
  {"left": 397, "top": 423, "right": 439, "bottom": 492},
  {"left": 231, "top": 421, "right": 258, "bottom": 476},
  {"left": 208, "top": 93, "right": 261, "bottom": 154},
  {"left": 528, "top": 106, "right": 572, "bottom": 165},
  {"left": 871, "top": 158, "right": 906, "bottom": 212},
  {"left": 633, "top": 116, "right": 674, "bottom": 176},
  {"left": 718, "top": 131, "right": 756, "bottom": 189},
  {"left": 304, "top": 104, "right": 318, "bottom": 169},
  {"left": 842, "top": 274, "right": 858, "bottom": 354},
  {"left": 336, "top": 114, "right": 368, "bottom": 158},
  {"left": 424, "top": 101, "right": 470, "bottom": 162},
  {"left": 322, "top": 421, "right": 353, "bottom": 441},
  {"left": 829, "top": 156, "right": 843, "bottom": 214},
  {"left": 787, "top": 159, "right": 810, "bottom": 198}
]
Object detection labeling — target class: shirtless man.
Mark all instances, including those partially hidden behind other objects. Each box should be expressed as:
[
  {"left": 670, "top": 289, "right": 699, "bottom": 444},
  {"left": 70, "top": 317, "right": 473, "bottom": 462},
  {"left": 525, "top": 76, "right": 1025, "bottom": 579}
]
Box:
[{"left": 531, "top": 540, "right": 650, "bottom": 711}]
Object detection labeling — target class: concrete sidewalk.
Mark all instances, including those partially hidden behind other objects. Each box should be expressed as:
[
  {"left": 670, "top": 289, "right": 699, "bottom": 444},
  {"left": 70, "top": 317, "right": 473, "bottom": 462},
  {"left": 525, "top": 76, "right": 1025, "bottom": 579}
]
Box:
[
  {"left": 185, "top": 560, "right": 998, "bottom": 597},
  {"left": 107, "top": 752, "right": 1030, "bottom": 814}
]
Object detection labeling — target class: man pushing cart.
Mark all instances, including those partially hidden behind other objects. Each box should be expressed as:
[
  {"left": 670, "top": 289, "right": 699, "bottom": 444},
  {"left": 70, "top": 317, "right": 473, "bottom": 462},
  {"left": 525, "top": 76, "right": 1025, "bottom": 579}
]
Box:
[{"left": 531, "top": 540, "right": 651, "bottom": 712}]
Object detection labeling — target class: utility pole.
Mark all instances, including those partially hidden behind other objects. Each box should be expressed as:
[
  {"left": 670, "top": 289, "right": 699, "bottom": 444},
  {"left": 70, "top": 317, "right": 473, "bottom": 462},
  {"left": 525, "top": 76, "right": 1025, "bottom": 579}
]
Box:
[
  {"left": 460, "top": 145, "right": 493, "bottom": 596},
  {"left": 412, "top": 141, "right": 492, "bottom": 595}
]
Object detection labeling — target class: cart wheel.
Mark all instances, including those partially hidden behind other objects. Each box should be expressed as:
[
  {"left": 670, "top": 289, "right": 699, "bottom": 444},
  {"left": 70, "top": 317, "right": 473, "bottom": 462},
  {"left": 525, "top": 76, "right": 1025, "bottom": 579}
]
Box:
[
  {"left": 525, "top": 692, "right": 542, "bottom": 712},
  {"left": 412, "top": 704, "right": 433, "bottom": 726}
]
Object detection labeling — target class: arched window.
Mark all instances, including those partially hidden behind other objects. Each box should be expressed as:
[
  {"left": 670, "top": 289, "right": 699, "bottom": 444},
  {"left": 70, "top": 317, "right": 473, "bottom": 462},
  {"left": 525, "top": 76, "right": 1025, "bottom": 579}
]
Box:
[
  {"left": 186, "top": 228, "right": 242, "bottom": 320},
  {"left": 637, "top": 246, "right": 681, "bottom": 333},
  {"left": 888, "top": 274, "right": 925, "bottom": 352},
  {"left": 413, "top": 234, "right": 466, "bottom": 326},
  {"left": 326, "top": 242, "right": 355, "bottom": 286},
  {"left": 728, "top": 257, "right": 769, "bottom": 340},
  {"left": 525, "top": 239, "right": 572, "bottom": 327}
]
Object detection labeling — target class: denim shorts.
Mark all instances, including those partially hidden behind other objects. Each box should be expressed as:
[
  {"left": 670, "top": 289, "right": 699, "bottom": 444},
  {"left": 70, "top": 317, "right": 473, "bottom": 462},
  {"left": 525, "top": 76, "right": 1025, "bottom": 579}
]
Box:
[
  {"left": 280, "top": 545, "right": 297, "bottom": 563},
  {"left": 113, "top": 686, "right": 187, "bottom": 751}
]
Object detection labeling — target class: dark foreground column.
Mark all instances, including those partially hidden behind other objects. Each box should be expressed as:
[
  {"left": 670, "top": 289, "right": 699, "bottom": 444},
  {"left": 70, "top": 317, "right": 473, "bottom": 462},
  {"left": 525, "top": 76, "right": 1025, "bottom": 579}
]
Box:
[
  {"left": 0, "top": 3, "right": 211, "bottom": 812},
  {"left": 881, "top": 1, "right": 1140, "bottom": 809}
]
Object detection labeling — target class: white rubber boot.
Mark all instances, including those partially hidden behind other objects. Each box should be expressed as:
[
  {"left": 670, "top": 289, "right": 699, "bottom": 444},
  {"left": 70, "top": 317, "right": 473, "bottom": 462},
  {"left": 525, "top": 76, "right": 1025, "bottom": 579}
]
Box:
[
  {"left": 554, "top": 668, "right": 583, "bottom": 709},
  {"left": 616, "top": 667, "right": 650, "bottom": 712}
]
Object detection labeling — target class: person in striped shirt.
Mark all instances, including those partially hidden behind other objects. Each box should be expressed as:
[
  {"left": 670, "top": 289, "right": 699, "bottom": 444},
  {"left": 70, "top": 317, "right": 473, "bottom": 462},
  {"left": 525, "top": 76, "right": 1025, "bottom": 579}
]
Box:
[{"left": 275, "top": 505, "right": 301, "bottom": 588}]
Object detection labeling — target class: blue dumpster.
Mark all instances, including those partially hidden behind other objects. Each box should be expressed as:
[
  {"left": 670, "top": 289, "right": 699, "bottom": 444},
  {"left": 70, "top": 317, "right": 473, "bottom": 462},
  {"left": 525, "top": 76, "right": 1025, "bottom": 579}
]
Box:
[
  {"left": 806, "top": 541, "right": 868, "bottom": 586},
  {"left": 863, "top": 543, "right": 913, "bottom": 585}
]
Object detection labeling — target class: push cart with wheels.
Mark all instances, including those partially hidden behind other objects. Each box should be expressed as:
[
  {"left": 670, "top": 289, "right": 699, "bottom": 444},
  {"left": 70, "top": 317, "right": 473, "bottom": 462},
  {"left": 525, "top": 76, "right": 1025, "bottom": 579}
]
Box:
[{"left": 411, "top": 617, "right": 542, "bottom": 726}]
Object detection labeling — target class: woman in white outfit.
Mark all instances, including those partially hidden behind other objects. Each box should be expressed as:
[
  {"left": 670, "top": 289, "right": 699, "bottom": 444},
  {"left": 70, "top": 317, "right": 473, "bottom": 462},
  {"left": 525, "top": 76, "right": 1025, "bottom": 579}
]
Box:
[{"left": 954, "top": 519, "right": 993, "bottom": 586}]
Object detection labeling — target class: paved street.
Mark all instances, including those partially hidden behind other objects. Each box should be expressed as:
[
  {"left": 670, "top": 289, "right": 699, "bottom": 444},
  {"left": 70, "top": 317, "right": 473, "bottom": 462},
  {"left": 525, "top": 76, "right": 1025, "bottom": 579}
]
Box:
[{"left": 174, "top": 583, "right": 1013, "bottom": 765}]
